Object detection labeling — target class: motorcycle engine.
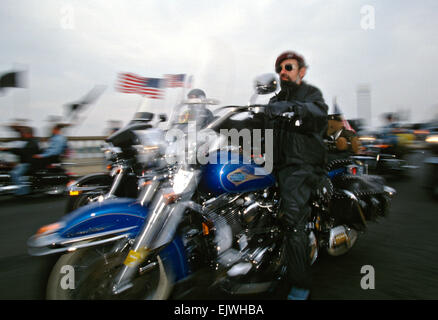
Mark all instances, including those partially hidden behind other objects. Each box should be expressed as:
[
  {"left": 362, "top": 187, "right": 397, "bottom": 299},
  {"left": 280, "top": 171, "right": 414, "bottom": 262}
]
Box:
[{"left": 201, "top": 190, "right": 280, "bottom": 271}]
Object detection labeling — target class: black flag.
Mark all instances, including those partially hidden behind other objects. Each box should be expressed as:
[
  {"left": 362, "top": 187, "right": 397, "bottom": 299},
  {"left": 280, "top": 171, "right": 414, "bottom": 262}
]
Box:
[
  {"left": 0, "top": 71, "right": 25, "bottom": 89},
  {"left": 64, "top": 85, "right": 106, "bottom": 121}
]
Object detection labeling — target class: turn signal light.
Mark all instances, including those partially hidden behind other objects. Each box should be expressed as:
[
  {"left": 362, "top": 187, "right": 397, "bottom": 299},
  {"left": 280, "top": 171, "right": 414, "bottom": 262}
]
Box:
[
  {"left": 66, "top": 180, "right": 77, "bottom": 187},
  {"left": 36, "top": 222, "right": 63, "bottom": 236}
]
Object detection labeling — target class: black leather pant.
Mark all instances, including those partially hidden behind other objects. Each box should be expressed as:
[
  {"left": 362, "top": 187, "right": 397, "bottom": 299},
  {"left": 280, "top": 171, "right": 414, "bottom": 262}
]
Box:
[{"left": 277, "top": 165, "right": 317, "bottom": 290}]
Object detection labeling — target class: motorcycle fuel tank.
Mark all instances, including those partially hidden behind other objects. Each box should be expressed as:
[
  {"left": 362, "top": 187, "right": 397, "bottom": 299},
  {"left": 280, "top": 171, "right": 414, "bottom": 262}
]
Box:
[{"left": 199, "top": 151, "right": 275, "bottom": 196}]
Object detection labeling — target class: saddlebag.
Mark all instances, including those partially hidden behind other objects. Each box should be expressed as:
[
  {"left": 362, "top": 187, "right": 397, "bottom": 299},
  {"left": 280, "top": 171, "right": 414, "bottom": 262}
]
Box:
[{"left": 330, "top": 174, "right": 391, "bottom": 224}]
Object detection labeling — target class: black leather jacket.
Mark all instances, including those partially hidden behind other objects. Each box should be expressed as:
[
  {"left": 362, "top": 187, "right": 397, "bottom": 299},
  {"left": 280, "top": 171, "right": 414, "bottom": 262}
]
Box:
[
  {"left": 266, "top": 81, "right": 328, "bottom": 170},
  {"left": 7, "top": 137, "right": 40, "bottom": 164}
]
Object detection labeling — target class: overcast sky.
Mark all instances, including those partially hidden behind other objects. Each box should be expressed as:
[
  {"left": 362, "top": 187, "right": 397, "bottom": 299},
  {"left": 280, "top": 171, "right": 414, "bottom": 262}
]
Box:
[{"left": 1, "top": 0, "right": 438, "bottom": 136}]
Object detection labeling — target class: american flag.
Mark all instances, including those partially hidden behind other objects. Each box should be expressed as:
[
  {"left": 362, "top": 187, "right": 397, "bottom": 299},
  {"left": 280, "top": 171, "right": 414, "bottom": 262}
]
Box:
[
  {"left": 116, "top": 73, "right": 165, "bottom": 99},
  {"left": 343, "top": 119, "right": 355, "bottom": 132},
  {"left": 165, "top": 74, "right": 186, "bottom": 88}
]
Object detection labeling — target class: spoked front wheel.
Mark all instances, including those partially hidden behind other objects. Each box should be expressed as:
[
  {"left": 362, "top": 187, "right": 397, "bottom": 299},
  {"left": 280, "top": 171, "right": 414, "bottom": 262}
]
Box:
[{"left": 46, "top": 243, "right": 174, "bottom": 300}]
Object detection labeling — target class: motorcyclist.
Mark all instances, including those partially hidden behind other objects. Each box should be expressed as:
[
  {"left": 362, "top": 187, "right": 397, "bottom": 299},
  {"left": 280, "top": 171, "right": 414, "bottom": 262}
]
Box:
[
  {"left": 264, "top": 51, "right": 328, "bottom": 300},
  {"left": 380, "top": 112, "right": 407, "bottom": 158},
  {"left": 184, "top": 88, "right": 214, "bottom": 129},
  {"left": 32, "top": 124, "right": 68, "bottom": 169},
  {"left": 326, "top": 113, "right": 360, "bottom": 162},
  {"left": 0, "top": 125, "right": 40, "bottom": 195}
]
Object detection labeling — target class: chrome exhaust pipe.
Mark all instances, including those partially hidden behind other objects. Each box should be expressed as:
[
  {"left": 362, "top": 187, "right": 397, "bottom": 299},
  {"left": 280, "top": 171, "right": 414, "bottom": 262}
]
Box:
[{"left": 327, "top": 225, "right": 358, "bottom": 256}]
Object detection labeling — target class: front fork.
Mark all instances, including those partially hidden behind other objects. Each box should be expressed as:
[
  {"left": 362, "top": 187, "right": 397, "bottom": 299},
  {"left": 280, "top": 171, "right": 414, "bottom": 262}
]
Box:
[
  {"left": 111, "top": 170, "right": 199, "bottom": 295},
  {"left": 104, "top": 165, "right": 128, "bottom": 199}
]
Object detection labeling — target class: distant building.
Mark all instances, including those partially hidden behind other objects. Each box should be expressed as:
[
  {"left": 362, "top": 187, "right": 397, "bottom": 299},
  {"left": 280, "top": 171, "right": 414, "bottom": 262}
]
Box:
[{"left": 356, "top": 84, "right": 371, "bottom": 126}]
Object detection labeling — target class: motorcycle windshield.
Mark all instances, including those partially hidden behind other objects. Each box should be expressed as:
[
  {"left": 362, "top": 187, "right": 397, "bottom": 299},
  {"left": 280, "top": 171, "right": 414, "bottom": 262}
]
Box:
[
  {"left": 162, "top": 99, "right": 219, "bottom": 166},
  {"left": 168, "top": 98, "right": 218, "bottom": 132}
]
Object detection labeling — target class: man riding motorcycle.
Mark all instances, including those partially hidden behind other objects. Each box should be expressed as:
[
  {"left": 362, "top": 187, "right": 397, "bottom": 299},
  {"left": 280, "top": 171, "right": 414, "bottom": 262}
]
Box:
[
  {"left": 27, "top": 71, "right": 397, "bottom": 300},
  {"left": 0, "top": 125, "right": 40, "bottom": 195},
  {"left": 32, "top": 124, "right": 68, "bottom": 169},
  {"left": 264, "top": 51, "right": 328, "bottom": 300},
  {"left": 183, "top": 88, "right": 215, "bottom": 129}
]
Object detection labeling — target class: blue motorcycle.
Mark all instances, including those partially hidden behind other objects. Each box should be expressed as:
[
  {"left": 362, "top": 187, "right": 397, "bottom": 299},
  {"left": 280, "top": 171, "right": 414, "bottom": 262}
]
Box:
[{"left": 28, "top": 74, "right": 396, "bottom": 299}]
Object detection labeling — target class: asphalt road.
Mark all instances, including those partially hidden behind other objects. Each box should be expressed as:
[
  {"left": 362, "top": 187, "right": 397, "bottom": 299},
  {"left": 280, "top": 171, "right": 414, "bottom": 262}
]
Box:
[{"left": 0, "top": 150, "right": 437, "bottom": 300}]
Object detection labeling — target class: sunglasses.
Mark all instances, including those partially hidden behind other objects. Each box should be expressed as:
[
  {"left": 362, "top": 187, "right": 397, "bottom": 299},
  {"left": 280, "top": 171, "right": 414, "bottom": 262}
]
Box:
[{"left": 276, "top": 63, "right": 298, "bottom": 73}]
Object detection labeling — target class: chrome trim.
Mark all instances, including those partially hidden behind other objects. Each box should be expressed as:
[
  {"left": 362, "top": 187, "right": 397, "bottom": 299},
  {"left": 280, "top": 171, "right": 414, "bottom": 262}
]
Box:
[
  {"left": 138, "top": 261, "right": 158, "bottom": 275},
  {"left": 340, "top": 189, "right": 359, "bottom": 201},
  {"left": 28, "top": 233, "right": 131, "bottom": 256},
  {"left": 0, "top": 185, "right": 19, "bottom": 194},
  {"left": 106, "top": 169, "right": 125, "bottom": 198},
  {"left": 207, "top": 106, "right": 254, "bottom": 132},
  {"left": 351, "top": 156, "right": 378, "bottom": 161},
  {"left": 383, "top": 186, "right": 396, "bottom": 197},
  {"left": 327, "top": 225, "right": 357, "bottom": 256},
  {"left": 27, "top": 226, "right": 137, "bottom": 256},
  {"left": 60, "top": 226, "right": 137, "bottom": 245},
  {"left": 68, "top": 186, "right": 107, "bottom": 193}
]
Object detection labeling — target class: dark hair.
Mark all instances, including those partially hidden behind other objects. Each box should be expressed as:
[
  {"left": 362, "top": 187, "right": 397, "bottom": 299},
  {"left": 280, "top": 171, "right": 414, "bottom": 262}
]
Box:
[{"left": 52, "top": 124, "right": 64, "bottom": 133}]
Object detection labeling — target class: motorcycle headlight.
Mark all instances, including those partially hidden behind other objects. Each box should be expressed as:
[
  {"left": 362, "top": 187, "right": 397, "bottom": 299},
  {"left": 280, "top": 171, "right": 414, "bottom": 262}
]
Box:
[
  {"left": 66, "top": 180, "right": 77, "bottom": 188},
  {"left": 104, "top": 149, "right": 113, "bottom": 160},
  {"left": 102, "top": 146, "right": 121, "bottom": 161},
  {"left": 135, "top": 145, "right": 161, "bottom": 165},
  {"left": 172, "top": 168, "right": 195, "bottom": 195}
]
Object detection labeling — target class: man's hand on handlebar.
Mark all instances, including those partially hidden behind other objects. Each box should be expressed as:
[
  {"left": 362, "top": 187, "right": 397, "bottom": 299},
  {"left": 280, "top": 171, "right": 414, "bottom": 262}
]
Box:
[{"left": 265, "top": 101, "right": 303, "bottom": 123}]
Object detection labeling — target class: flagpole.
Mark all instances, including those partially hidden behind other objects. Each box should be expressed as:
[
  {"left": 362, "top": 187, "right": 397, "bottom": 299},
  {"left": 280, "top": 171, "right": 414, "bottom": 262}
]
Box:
[
  {"left": 179, "top": 74, "right": 187, "bottom": 103},
  {"left": 332, "top": 96, "right": 337, "bottom": 113},
  {"left": 159, "top": 77, "right": 168, "bottom": 119}
]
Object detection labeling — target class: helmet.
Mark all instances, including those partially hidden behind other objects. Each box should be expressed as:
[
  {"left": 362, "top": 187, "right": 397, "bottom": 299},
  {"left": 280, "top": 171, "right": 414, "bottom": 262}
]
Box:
[
  {"left": 275, "top": 51, "right": 307, "bottom": 73},
  {"left": 187, "top": 88, "right": 206, "bottom": 99}
]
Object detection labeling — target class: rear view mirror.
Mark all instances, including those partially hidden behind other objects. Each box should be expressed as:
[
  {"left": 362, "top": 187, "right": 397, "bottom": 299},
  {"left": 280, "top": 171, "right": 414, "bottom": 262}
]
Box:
[{"left": 254, "top": 73, "right": 278, "bottom": 95}]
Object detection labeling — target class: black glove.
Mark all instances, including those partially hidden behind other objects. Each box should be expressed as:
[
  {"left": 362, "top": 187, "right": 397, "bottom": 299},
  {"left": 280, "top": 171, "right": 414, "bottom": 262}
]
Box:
[
  {"left": 265, "top": 101, "right": 294, "bottom": 119},
  {"left": 266, "top": 101, "right": 305, "bottom": 120}
]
